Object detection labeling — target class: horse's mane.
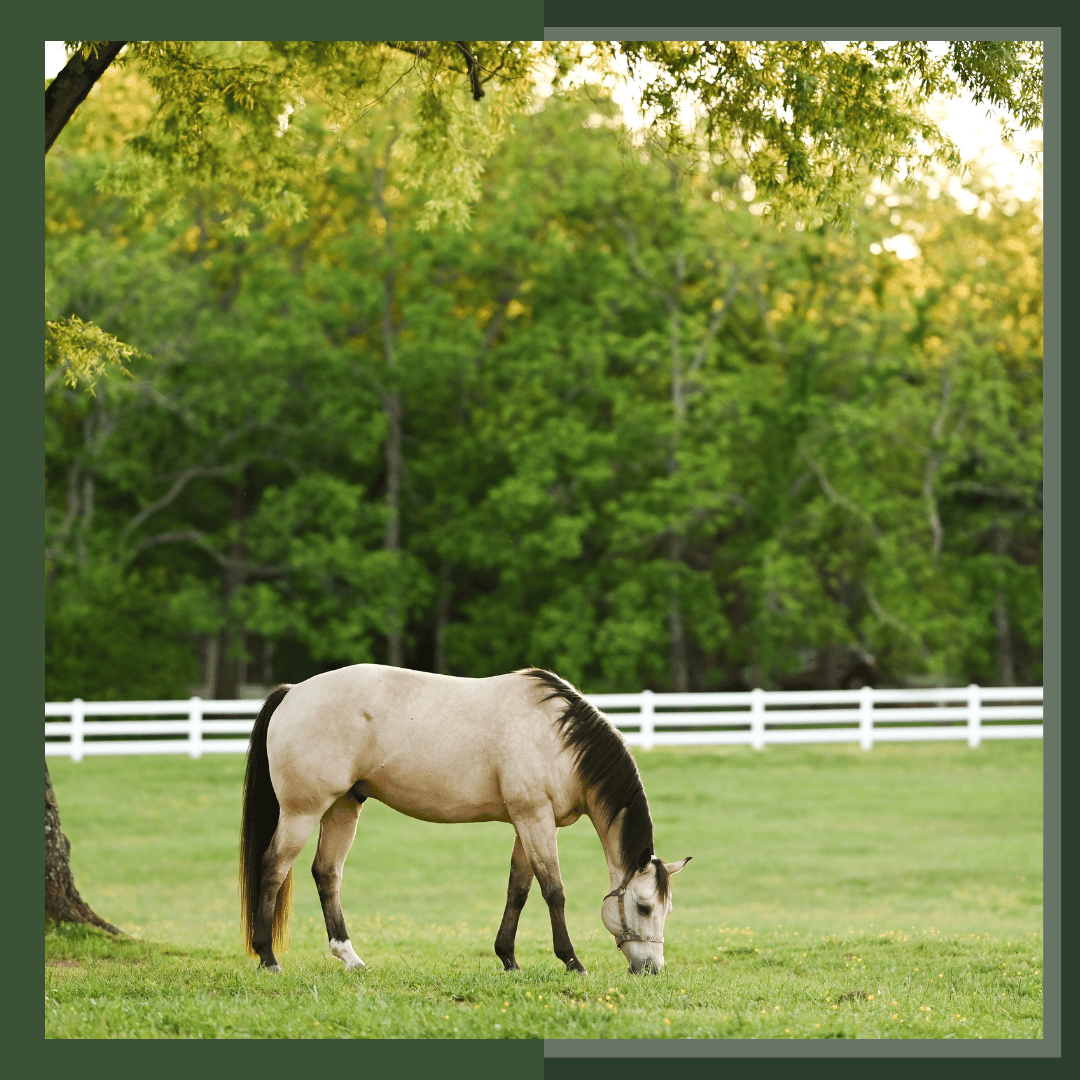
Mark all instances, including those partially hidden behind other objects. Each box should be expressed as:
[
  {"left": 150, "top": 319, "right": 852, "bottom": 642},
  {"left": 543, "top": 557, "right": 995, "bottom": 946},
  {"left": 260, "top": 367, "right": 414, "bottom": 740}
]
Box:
[{"left": 525, "top": 668, "right": 663, "bottom": 894}]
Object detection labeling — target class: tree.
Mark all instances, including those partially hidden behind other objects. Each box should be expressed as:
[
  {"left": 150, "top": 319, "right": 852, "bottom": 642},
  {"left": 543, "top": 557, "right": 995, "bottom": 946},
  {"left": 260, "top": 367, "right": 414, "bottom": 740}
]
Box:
[
  {"left": 45, "top": 41, "right": 127, "bottom": 153},
  {"left": 46, "top": 766, "right": 121, "bottom": 934}
]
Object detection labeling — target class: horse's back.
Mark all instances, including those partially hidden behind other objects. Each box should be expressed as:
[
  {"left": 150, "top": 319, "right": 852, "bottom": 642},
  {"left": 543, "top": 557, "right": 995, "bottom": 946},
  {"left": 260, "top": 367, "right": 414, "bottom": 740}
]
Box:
[{"left": 265, "top": 665, "right": 575, "bottom": 823}]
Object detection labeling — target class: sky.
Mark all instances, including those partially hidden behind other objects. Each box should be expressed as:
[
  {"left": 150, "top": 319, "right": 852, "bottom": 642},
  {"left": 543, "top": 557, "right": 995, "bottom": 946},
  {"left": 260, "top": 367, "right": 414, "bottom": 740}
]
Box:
[{"left": 46, "top": 40, "right": 1042, "bottom": 211}]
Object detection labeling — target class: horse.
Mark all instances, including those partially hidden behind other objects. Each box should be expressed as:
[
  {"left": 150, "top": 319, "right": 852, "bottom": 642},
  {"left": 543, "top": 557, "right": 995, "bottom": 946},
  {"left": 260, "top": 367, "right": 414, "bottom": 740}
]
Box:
[{"left": 240, "top": 665, "right": 691, "bottom": 975}]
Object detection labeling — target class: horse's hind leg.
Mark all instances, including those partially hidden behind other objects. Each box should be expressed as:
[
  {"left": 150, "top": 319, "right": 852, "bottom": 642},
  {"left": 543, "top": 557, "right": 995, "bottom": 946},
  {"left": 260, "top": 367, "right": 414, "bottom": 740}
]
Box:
[
  {"left": 494, "top": 833, "right": 534, "bottom": 971},
  {"left": 253, "top": 809, "right": 321, "bottom": 971},
  {"left": 312, "top": 794, "right": 365, "bottom": 971},
  {"left": 511, "top": 808, "right": 586, "bottom": 974}
]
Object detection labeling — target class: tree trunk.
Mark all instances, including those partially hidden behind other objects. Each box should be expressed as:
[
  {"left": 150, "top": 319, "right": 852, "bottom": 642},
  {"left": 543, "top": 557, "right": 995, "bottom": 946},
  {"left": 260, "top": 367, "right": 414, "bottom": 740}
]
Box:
[
  {"left": 214, "top": 476, "right": 250, "bottom": 699},
  {"left": 382, "top": 387, "right": 404, "bottom": 668},
  {"left": 435, "top": 558, "right": 452, "bottom": 674},
  {"left": 45, "top": 764, "right": 121, "bottom": 934},
  {"left": 665, "top": 260, "right": 690, "bottom": 693},
  {"left": 261, "top": 636, "right": 275, "bottom": 685},
  {"left": 818, "top": 643, "right": 845, "bottom": 690},
  {"left": 992, "top": 524, "right": 1016, "bottom": 687},
  {"left": 46, "top": 42, "right": 128, "bottom": 154},
  {"left": 666, "top": 532, "right": 690, "bottom": 692},
  {"left": 374, "top": 161, "right": 404, "bottom": 667}
]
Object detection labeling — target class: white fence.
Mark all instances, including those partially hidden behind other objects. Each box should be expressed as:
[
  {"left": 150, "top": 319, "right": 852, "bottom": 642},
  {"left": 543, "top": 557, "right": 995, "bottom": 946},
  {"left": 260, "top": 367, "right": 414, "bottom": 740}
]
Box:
[{"left": 46, "top": 685, "right": 1043, "bottom": 761}]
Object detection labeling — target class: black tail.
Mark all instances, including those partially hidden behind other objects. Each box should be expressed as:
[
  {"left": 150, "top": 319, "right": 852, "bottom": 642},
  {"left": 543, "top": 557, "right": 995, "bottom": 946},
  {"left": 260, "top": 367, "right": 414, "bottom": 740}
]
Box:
[{"left": 240, "top": 684, "right": 293, "bottom": 955}]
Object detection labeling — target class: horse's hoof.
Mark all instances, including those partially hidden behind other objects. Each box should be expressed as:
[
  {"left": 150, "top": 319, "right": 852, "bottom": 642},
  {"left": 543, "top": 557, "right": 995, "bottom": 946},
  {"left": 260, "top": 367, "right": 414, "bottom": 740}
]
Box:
[
  {"left": 566, "top": 960, "right": 587, "bottom": 975},
  {"left": 344, "top": 960, "right": 366, "bottom": 972},
  {"left": 259, "top": 963, "right": 281, "bottom": 974}
]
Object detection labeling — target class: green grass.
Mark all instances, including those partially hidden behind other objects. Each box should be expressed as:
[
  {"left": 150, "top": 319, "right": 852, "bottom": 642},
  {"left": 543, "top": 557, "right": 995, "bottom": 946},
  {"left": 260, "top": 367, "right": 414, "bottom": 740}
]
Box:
[{"left": 45, "top": 740, "right": 1043, "bottom": 1039}]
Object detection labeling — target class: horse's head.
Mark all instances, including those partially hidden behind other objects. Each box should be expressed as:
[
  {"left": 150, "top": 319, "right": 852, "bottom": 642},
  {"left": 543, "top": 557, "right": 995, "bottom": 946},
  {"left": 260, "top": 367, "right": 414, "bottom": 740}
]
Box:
[{"left": 601, "top": 855, "right": 691, "bottom": 973}]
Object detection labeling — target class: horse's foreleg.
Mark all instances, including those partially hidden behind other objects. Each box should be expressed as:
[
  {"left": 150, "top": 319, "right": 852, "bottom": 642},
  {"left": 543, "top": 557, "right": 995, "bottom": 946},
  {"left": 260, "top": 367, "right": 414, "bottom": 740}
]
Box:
[
  {"left": 253, "top": 809, "right": 320, "bottom": 972},
  {"left": 511, "top": 809, "right": 586, "bottom": 974},
  {"left": 494, "top": 833, "right": 534, "bottom": 971},
  {"left": 312, "top": 794, "right": 365, "bottom": 971}
]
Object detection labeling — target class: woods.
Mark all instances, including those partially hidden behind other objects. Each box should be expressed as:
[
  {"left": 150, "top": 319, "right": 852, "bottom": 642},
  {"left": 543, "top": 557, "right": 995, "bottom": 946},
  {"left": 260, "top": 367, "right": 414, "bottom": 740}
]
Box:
[{"left": 45, "top": 64, "right": 1043, "bottom": 700}]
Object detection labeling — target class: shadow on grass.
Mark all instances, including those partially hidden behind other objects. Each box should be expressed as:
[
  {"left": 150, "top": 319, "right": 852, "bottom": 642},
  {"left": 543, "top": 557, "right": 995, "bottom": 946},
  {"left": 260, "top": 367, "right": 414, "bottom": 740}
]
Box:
[{"left": 45, "top": 921, "right": 202, "bottom": 965}]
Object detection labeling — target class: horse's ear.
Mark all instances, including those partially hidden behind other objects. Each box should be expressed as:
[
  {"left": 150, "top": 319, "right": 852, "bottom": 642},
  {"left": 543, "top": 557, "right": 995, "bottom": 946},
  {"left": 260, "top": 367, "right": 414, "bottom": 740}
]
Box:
[
  {"left": 664, "top": 856, "right": 692, "bottom": 875},
  {"left": 637, "top": 848, "right": 652, "bottom": 872}
]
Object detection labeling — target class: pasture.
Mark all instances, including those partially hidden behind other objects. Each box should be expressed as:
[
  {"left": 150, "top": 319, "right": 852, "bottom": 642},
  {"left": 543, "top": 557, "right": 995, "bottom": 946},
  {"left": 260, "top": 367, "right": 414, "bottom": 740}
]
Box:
[{"left": 45, "top": 741, "right": 1043, "bottom": 1039}]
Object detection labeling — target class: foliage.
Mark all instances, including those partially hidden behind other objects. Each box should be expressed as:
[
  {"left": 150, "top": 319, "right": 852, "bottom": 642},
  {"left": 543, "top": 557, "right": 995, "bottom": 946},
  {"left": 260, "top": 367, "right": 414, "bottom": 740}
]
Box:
[
  {"left": 45, "top": 316, "right": 137, "bottom": 395},
  {"left": 45, "top": 563, "right": 202, "bottom": 701},
  {"left": 55, "top": 39, "right": 1043, "bottom": 231},
  {"left": 46, "top": 742, "right": 1042, "bottom": 1038},
  {"left": 45, "top": 72, "right": 1042, "bottom": 699},
  {"left": 607, "top": 40, "right": 1041, "bottom": 227},
  {"left": 64, "top": 40, "right": 562, "bottom": 233}
]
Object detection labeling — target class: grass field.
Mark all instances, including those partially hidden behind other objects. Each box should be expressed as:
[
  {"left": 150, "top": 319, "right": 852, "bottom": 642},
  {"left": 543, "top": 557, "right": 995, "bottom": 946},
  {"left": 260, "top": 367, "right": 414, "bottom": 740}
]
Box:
[{"left": 45, "top": 741, "right": 1043, "bottom": 1039}]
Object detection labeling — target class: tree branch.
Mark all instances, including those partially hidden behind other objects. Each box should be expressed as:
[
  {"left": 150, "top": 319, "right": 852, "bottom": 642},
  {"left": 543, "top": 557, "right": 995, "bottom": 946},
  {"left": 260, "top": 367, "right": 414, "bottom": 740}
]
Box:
[
  {"left": 946, "top": 481, "right": 1039, "bottom": 507},
  {"left": 386, "top": 42, "right": 431, "bottom": 60},
  {"left": 799, "top": 448, "right": 882, "bottom": 540},
  {"left": 132, "top": 529, "right": 225, "bottom": 563},
  {"left": 454, "top": 42, "right": 485, "bottom": 101},
  {"left": 45, "top": 42, "right": 128, "bottom": 154},
  {"left": 922, "top": 451, "right": 945, "bottom": 562},
  {"left": 613, "top": 214, "right": 670, "bottom": 301},
  {"left": 863, "top": 583, "right": 927, "bottom": 656},
  {"left": 130, "top": 529, "right": 285, "bottom": 578},
  {"left": 119, "top": 465, "right": 245, "bottom": 543},
  {"left": 689, "top": 273, "right": 741, "bottom": 375},
  {"left": 131, "top": 379, "right": 197, "bottom": 427}
]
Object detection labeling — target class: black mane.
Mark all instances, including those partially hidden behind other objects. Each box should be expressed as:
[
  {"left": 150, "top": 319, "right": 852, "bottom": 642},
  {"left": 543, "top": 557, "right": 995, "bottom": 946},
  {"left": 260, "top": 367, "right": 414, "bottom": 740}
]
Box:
[{"left": 526, "top": 668, "right": 657, "bottom": 880}]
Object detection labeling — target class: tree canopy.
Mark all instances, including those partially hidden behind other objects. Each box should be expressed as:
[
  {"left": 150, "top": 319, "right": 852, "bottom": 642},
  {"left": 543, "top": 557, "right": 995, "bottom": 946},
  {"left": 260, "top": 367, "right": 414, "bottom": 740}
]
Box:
[
  {"left": 46, "top": 70, "right": 1042, "bottom": 697},
  {"left": 48, "top": 39, "right": 1042, "bottom": 229},
  {"left": 45, "top": 39, "right": 1043, "bottom": 397}
]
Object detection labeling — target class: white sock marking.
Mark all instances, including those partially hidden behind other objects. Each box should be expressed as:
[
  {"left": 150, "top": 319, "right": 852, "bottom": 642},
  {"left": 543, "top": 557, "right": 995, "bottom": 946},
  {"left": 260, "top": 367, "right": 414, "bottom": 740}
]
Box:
[{"left": 329, "top": 937, "right": 365, "bottom": 970}]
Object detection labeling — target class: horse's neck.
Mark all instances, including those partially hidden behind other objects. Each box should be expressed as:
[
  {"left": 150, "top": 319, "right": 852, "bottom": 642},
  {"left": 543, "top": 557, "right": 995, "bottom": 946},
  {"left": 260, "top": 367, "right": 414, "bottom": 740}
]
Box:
[{"left": 586, "top": 795, "right": 631, "bottom": 889}]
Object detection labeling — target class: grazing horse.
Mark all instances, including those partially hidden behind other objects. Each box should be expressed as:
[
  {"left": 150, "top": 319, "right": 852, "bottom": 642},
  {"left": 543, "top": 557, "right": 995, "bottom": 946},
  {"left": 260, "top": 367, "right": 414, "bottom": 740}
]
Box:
[{"left": 240, "top": 665, "right": 690, "bottom": 974}]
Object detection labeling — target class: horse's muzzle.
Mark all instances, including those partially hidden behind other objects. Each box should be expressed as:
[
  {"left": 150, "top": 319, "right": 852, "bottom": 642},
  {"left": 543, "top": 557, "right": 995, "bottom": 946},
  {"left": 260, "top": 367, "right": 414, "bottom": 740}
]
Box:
[{"left": 628, "top": 956, "right": 662, "bottom": 975}]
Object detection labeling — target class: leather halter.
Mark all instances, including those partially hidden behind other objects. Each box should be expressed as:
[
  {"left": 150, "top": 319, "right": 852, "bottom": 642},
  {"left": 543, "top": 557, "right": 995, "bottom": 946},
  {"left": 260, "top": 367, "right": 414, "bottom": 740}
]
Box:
[{"left": 603, "top": 882, "right": 664, "bottom": 948}]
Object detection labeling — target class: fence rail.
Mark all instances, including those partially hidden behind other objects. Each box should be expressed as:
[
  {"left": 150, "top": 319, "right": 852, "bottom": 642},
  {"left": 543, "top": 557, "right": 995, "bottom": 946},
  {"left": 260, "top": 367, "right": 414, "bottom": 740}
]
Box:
[{"left": 45, "top": 685, "right": 1043, "bottom": 761}]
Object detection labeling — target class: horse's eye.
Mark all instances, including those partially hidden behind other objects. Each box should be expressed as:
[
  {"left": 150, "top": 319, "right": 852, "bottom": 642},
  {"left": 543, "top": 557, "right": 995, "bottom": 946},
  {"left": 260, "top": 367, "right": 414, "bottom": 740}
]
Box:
[{"left": 636, "top": 903, "right": 652, "bottom": 916}]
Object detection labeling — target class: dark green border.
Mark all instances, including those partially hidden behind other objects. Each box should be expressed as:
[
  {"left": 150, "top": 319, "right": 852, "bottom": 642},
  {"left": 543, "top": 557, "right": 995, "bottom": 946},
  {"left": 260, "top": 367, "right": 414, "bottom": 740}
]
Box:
[
  {"left": 21, "top": 16, "right": 48, "bottom": 1068},
  {"left": 47, "top": 1042, "right": 540, "bottom": 1075},
  {"left": 545, "top": 1058, "right": 1069, "bottom": 1080},
  {"left": 276, "top": 2, "right": 544, "bottom": 39}
]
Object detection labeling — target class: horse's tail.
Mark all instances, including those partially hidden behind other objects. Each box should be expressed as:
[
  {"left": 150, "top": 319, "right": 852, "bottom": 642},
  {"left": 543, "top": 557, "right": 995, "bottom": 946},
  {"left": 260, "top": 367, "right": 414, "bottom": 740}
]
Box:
[{"left": 240, "top": 683, "right": 293, "bottom": 955}]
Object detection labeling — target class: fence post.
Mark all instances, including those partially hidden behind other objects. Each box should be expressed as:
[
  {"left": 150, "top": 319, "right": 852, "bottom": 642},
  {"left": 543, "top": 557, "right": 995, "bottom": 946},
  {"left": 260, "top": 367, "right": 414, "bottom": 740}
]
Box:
[
  {"left": 859, "top": 685, "right": 874, "bottom": 751},
  {"left": 189, "top": 697, "right": 203, "bottom": 759},
  {"left": 750, "top": 688, "right": 765, "bottom": 750},
  {"left": 967, "top": 684, "right": 982, "bottom": 749},
  {"left": 70, "top": 698, "right": 84, "bottom": 763},
  {"left": 640, "top": 689, "right": 655, "bottom": 751}
]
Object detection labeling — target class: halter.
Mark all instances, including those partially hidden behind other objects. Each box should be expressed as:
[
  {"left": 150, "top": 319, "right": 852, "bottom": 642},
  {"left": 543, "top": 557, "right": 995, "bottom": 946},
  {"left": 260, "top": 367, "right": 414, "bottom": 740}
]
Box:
[{"left": 603, "top": 882, "right": 664, "bottom": 948}]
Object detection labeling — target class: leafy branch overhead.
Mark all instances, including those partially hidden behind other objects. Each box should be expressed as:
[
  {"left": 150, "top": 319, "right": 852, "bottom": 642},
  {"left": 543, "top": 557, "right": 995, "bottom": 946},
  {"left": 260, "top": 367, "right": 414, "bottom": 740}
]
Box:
[
  {"left": 632, "top": 41, "right": 1040, "bottom": 231},
  {"left": 51, "top": 40, "right": 549, "bottom": 233},
  {"left": 48, "top": 39, "right": 1043, "bottom": 232},
  {"left": 45, "top": 316, "right": 137, "bottom": 395}
]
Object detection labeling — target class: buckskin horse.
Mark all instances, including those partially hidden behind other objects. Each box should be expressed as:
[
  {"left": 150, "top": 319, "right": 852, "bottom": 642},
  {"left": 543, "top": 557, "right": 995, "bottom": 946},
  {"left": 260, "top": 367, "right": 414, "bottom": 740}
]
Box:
[{"left": 240, "top": 665, "right": 690, "bottom": 974}]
